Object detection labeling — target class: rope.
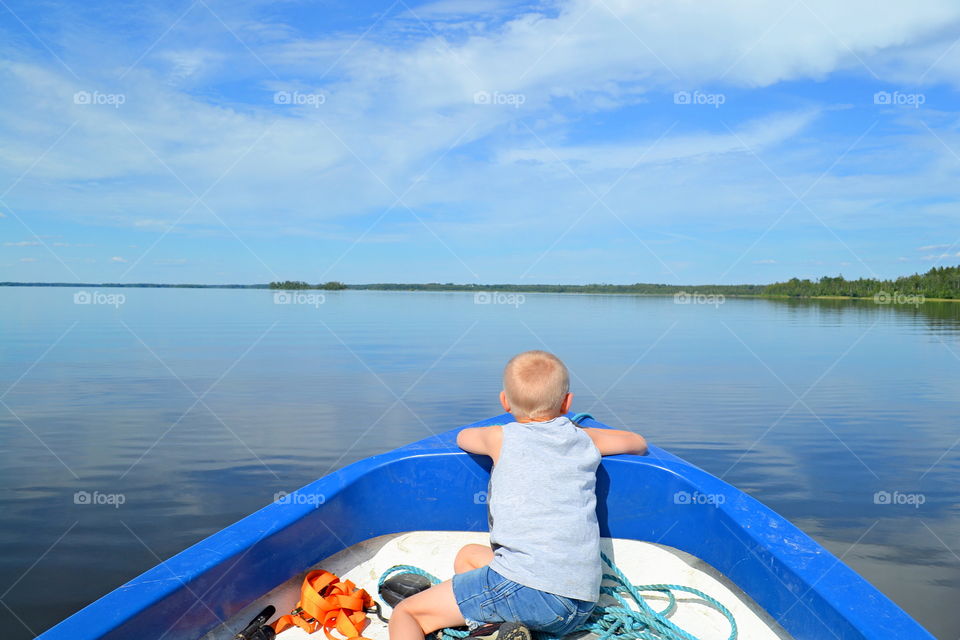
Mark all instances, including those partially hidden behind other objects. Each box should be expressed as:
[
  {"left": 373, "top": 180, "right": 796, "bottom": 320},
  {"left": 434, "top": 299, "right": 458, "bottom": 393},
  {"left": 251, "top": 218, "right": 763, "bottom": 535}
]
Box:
[{"left": 378, "top": 553, "right": 737, "bottom": 640}]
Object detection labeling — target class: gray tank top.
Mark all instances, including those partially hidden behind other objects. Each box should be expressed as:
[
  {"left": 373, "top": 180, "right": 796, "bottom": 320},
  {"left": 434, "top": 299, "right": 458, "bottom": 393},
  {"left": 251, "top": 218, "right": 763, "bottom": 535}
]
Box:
[{"left": 487, "top": 417, "right": 602, "bottom": 602}]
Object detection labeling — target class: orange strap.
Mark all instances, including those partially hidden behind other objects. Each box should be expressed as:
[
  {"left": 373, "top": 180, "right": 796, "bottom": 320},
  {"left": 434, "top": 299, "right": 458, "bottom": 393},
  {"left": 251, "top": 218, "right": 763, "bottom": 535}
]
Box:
[{"left": 271, "top": 570, "right": 374, "bottom": 640}]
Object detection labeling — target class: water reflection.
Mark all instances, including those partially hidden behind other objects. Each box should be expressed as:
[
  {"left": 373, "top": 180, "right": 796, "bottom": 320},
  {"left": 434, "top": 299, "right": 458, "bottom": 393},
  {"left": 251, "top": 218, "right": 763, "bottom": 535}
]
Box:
[{"left": 0, "top": 289, "right": 957, "bottom": 638}]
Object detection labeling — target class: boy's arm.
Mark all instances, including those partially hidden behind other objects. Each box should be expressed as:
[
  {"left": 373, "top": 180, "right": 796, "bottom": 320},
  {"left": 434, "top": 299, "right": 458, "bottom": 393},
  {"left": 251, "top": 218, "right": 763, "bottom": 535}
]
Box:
[
  {"left": 456, "top": 425, "right": 503, "bottom": 461},
  {"left": 582, "top": 427, "right": 648, "bottom": 456}
]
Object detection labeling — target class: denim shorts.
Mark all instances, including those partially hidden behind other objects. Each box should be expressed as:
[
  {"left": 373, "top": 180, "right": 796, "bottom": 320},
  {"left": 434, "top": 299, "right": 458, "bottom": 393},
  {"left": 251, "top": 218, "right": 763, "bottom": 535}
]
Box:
[{"left": 451, "top": 566, "right": 595, "bottom": 637}]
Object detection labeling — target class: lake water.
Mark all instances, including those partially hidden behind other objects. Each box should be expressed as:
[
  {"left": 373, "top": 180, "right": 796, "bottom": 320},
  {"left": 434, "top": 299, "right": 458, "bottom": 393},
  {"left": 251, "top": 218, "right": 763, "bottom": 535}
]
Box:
[{"left": 1, "top": 287, "right": 958, "bottom": 639}]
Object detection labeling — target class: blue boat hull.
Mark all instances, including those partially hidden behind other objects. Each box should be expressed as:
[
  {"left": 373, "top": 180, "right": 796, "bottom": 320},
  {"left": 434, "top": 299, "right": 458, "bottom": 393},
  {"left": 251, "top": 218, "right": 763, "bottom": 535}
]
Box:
[{"left": 38, "top": 415, "right": 934, "bottom": 640}]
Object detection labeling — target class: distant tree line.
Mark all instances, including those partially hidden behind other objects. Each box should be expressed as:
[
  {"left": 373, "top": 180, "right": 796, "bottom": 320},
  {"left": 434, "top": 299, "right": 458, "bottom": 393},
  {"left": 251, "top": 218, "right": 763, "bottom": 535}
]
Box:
[
  {"left": 269, "top": 280, "right": 347, "bottom": 290},
  {"left": 8, "top": 265, "right": 960, "bottom": 300},
  {"left": 764, "top": 266, "right": 960, "bottom": 299},
  {"left": 267, "top": 266, "right": 960, "bottom": 300}
]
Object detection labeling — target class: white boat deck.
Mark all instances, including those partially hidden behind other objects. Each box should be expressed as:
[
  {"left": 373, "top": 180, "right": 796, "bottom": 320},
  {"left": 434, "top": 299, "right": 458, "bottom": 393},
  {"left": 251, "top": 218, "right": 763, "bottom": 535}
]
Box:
[{"left": 201, "top": 531, "right": 792, "bottom": 640}]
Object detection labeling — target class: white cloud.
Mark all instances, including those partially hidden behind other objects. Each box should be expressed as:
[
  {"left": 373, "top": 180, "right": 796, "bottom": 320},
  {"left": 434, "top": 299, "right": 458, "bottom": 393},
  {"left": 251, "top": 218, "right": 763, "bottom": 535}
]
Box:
[
  {"left": 110, "top": 256, "right": 128, "bottom": 263},
  {"left": 0, "top": 0, "right": 958, "bottom": 284},
  {"left": 157, "top": 48, "right": 225, "bottom": 85},
  {"left": 4, "top": 240, "right": 40, "bottom": 246},
  {"left": 498, "top": 110, "right": 819, "bottom": 171},
  {"left": 19, "top": 257, "right": 37, "bottom": 262},
  {"left": 275, "top": 0, "right": 960, "bottom": 107}
]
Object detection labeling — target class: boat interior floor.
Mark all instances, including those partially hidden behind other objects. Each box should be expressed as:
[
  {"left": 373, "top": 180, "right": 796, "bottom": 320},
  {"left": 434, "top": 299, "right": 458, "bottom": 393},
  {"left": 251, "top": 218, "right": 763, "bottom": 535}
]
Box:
[{"left": 201, "top": 531, "right": 793, "bottom": 640}]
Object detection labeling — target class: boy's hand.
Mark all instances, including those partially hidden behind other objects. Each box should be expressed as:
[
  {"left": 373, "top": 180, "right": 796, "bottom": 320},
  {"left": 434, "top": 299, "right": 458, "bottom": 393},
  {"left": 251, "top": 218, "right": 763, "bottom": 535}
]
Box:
[
  {"left": 582, "top": 427, "right": 648, "bottom": 456},
  {"left": 456, "top": 425, "right": 504, "bottom": 463}
]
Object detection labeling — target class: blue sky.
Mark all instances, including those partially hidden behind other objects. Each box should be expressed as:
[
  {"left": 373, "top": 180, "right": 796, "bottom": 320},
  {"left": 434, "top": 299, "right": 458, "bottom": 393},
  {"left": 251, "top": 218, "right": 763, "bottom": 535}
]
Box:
[{"left": 0, "top": 0, "right": 958, "bottom": 285}]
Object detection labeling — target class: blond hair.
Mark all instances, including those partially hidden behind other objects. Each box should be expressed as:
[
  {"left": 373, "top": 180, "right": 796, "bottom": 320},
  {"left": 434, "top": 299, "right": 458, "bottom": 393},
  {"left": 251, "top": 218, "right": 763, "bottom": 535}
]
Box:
[{"left": 503, "top": 350, "right": 570, "bottom": 419}]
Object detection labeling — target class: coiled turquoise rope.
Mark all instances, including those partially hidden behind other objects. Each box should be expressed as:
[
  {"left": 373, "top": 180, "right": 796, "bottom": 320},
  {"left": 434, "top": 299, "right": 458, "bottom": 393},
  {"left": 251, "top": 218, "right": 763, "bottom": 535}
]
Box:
[{"left": 378, "top": 552, "right": 737, "bottom": 640}]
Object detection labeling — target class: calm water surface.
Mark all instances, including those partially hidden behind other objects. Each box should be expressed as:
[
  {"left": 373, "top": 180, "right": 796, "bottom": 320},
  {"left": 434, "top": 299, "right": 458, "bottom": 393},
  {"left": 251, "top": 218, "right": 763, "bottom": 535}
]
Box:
[{"left": 1, "top": 288, "right": 958, "bottom": 639}]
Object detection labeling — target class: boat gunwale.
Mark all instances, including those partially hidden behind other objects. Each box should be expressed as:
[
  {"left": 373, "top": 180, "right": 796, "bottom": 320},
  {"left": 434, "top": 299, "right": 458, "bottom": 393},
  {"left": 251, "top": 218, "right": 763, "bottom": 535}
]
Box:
[{"left": 36, "top": 413, "right": 934, "bottom": 640}]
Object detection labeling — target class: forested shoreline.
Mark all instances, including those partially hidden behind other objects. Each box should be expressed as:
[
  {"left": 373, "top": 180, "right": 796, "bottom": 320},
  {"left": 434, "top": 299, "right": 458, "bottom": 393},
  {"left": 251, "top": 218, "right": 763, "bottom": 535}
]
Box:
[
  {"left": 267, "top": 266, "right": 960, "bottom": 300},
  {"left": 5, "top": 266, "right": 959, "bottom": 300}
]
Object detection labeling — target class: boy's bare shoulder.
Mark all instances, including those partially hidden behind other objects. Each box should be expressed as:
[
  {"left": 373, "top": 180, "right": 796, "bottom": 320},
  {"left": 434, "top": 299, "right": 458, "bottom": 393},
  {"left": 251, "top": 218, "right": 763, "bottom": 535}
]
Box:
[{"left": 456, "top": 424, "right": 504, "bottom": 460}]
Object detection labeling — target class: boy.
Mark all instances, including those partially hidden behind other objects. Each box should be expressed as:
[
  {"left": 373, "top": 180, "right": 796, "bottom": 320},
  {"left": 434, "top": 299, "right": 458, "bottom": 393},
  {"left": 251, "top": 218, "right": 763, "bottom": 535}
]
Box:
[{"left": 388, "top": 350, "right": 647, "bottom": 640}]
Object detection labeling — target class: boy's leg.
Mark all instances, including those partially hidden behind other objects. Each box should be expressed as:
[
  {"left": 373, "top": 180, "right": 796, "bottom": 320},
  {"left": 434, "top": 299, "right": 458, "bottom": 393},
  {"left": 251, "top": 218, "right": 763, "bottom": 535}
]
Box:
[
  {"left": 389, "top": 580, "right": 465, "bottom": 640},
  {"left": 454, "top": 544, "right": 494, "bottom": 574}
]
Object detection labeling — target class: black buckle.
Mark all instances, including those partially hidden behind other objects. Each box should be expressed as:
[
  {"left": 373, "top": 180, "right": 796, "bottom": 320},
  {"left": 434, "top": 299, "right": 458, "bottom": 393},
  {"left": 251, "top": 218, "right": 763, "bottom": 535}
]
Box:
[
  {"left": 367, "top": 601, "right": 390, "bottom": 623},
  {"left": 291, "top": 607, "right": 318, "bottom": 624}
]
